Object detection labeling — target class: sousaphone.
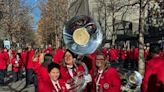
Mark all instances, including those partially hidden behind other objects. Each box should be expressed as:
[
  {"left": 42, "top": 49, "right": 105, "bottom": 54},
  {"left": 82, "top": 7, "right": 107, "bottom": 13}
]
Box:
[{"left": 63, "top": 15, "right": 103, "bottom": 55}]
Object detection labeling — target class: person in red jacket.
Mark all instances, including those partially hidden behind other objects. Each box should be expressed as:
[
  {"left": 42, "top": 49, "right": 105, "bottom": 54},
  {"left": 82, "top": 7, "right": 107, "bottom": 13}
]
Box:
[
  {"left": 108, "top": 46, "right": 119, "bottom": 69},
  {"left": 32, "top": 53, "right": 55, "bottom": 92},
  {"left": 25, "top": 46, "right": 36, "bottom": 87},
  {"left": 108, "top": 46, "right": 118, "bottom": 62},
  {"left": 60, "top": 49, "right": 92, "bottom": 92},
  {"left": 44, "top": 44, "right": 53, "bottom": 54},
  {"left": 48, "top": 62, "right": 69, "bottom": 92},
  {"left": 93, "top": 50, "right": 121, "bottom": 92},
  {"left": 11, "top": 53, "right": 22, "bottom": 82},
  {"left": 0, "top": 48, "right": 6, "bottom": 86},
  {"left": 21, "top": 48, "right": 28, "bottom": 68},
  {"left": 141, "top": 43, "right": 164, "bottom": 92}
]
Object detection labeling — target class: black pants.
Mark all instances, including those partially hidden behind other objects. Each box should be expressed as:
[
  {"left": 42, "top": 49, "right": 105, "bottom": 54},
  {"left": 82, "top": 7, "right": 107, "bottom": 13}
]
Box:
[
  {"left": 12, "top": 72, "right": 19, "bottom": 82},
  {"left": 19, "top": 69, "right": 25, "bottom": 79},
  {"left": 26, "top": 69, "right": 37, "bottom": 86},
  {"left": 26, "top": 68, "right": 34, "bottom": 85},
  {"left": 0, "top": 69, "right": 5, "bottom": 85},
  {"left": 26, "top": 68, "right": 37, "bottom": 92}
]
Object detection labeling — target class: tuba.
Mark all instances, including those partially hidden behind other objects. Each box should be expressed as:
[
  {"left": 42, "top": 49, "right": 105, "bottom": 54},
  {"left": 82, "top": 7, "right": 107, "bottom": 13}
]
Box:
[
  {"left": 63, "top": 15, "right": 103, "bottom": 55},
  {"left": 63, "top": 15, "right": 103, "bottom": 91},
  {"left": 128, "top": 71, "right": 142, "bottom": 87},
  {"left": 121, "top": 71, "right": 143, "bottom": 92}
]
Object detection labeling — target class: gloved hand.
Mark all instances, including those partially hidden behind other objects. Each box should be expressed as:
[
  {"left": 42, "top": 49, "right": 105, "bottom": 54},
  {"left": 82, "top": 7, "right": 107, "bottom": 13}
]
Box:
[{"left": 84, "top": 74, "right": 92, "bottom": 83}]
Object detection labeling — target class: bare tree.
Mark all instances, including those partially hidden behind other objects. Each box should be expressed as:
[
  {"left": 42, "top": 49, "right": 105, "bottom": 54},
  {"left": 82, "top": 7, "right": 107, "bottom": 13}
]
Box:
[
  {"left": 37, "top": 0, "right": 68, "bottom": 48},
  {"left": 0, "top": 0, "right": 36, "bottom": 48},
  {"left": 94, "top": 0, "right": 139, "bottom": 45},
  {"left": 91, "top": 0, "right": 152, "bottom": 74}
]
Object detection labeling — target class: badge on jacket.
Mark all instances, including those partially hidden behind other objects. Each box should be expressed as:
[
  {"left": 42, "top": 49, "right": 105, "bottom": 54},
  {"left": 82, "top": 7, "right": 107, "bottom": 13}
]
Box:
[{"left": 103, "top": 83, "right": 109, "bottom": 89}]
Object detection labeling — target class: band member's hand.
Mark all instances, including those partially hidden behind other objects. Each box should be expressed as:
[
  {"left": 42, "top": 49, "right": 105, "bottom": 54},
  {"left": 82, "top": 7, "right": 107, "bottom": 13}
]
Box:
[
  {"left": 81, "top": 74, "right": 92, "bottom": 90},
  {"left": 39, "top": 53, "right": 45, "bottom": 63},
  {"left": 33, "top": 57, "right": 38, "bottom": 62},
  {"left": 84, "top": 74, "right": 92, "bottom": 83},
  {"left": 65, "top": 83, "right": 71, "bottom": 90}
]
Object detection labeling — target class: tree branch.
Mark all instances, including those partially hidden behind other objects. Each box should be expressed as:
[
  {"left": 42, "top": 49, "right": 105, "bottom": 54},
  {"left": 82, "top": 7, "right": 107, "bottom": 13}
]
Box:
[
  {"left": 115, "top": 1, "right": 139, "bottom": 12},
  {"left": 143, "top": 0, "right": 150, "bottom": 8}
]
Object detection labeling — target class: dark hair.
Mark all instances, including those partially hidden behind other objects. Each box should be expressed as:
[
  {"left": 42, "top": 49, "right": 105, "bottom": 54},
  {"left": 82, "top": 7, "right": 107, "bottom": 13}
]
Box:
[
  {"left": 48, "top": 62, "right": 60, "bottom": 73},
  {"left": 44, "top": 53, "right": 53, "bottom": 62},
  {"left": 42, "top": 53, "right": 53, "bottom": 67},
  {"left": 64, "top": 49, "right": 77, "bottom": 58},
  {"left": 149, "top": 43, "right": 161, "bottom": 54},
  {"left": 95, "top": 49, "right": 107, "bottom": 59}
]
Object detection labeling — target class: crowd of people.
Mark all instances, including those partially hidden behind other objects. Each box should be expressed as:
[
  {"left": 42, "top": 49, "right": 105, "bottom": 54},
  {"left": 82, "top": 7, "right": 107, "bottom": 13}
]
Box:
[{"left": 0, "top": 43, "right": 164, "bottom": 92}]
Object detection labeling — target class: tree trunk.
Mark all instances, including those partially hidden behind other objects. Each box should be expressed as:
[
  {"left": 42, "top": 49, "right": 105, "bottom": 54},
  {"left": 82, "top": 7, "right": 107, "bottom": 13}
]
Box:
[
  {"left": 112, "top": 17, "right": 116, "bottom": 46},
  {"left": 138, "top": 0, "right": 145, "bottom": 75}
]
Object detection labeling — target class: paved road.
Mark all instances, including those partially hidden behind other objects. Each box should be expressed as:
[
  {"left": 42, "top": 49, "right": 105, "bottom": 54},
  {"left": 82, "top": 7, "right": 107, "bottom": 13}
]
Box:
[{"left": 0, "top": 79, "right": 35, "bottom": 92}]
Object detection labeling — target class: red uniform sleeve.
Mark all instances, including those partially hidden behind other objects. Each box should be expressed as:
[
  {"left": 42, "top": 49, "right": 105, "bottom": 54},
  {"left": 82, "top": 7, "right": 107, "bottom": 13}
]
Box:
[
  {"left": 53, "top": 49, "right": 64, "bottom": 64},
  {"left": 32, "top": 58, "right": 41, "bottom": 74},
  {"left": 4, "top": 52, "right": 10, "bottom": 65}
]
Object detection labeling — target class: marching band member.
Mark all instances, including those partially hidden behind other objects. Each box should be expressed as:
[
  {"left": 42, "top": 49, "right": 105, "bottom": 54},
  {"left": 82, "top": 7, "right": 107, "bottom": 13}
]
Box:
[
  {"left": 48, "top": 62, "right": 69, "bottom": 92},
  {"left": 93, "top": 50, "right": 121, "bottom": 92},
  {"left": 11, "top": 53, "right": 22, "bottom": 82},
  {"left": 26, "top": 46, "right": 35, "bottom": 86},
  {"left": 44, "top": 44, "right": 53, "bottom": 54},
  {"left": 60, "top": 49, "right": 92, "bottom": 92},
  {"left": 0, "top": 48, "right": 6, "bottom": 86},
  {"left": 141, "top": 43, "right": 164, "bottom": 92},
  {"left": 32, "top": 52, "right": 54, "bottom": 92}
]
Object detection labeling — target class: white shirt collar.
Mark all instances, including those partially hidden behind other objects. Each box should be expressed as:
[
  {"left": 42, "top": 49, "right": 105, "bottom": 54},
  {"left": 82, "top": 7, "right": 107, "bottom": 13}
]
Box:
[
  {"left": 51, "top": 80, "right": 61, "bottom": 92},
  {"left": 66, "top": 65, "right": 73, "bottom": 68},
  {"left": 98, "top": 70, "right": 103, "bottom": 73}
]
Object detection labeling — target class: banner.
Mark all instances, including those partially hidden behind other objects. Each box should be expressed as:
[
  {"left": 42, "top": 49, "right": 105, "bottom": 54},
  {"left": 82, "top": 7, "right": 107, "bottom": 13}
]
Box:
[{"left": 3, "top": 40, "right": 11, "bottom": 49}]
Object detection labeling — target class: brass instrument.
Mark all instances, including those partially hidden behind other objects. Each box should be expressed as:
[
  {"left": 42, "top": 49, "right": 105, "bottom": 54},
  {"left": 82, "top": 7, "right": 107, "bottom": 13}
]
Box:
[
  {"left": 63, "top": 15, "right": 103, "bottom": 55},
  {"left": 121, "top": 71, "right": 142, "bottom": 92},
  {"left": 63, "top": 15, "right": 103, "bottom": 91}
]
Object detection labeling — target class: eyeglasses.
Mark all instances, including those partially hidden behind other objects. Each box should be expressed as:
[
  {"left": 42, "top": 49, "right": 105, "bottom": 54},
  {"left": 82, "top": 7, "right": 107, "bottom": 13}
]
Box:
[{"left": 96, "top": 58, "right": 105, "bottom": 60}]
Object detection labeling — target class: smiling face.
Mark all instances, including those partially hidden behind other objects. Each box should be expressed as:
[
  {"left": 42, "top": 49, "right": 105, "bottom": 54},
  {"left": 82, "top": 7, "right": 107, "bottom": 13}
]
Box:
[
  {"left": 64, "top": 51, "right": 74, "bottom": 65},
  {"left": 49, "top": 68, "right": 60, "bottom": 81}
]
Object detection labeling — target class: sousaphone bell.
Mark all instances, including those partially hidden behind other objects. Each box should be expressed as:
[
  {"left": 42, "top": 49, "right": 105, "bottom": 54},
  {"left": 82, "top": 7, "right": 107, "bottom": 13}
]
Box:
[{"left": 63, "top": 15, "right": 103, "bottom": 55}]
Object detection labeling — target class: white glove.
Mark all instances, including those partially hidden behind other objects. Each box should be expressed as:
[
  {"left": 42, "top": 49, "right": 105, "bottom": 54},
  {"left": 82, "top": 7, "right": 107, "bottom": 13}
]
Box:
[
  {"left": 84, "top": 74, "right": 92, "bottom": 83},
  {"left": 80, "top": 74, "right": 92, "bottom": 89},
  {"left": 65, "top": 83, "right": 71, "bottom": 90}
]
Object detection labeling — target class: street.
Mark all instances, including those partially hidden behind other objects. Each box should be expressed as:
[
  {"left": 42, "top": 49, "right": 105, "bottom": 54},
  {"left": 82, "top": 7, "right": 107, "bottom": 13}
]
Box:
[{"left": 0, "top": 79, "right": 35, "bottom": 92}]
